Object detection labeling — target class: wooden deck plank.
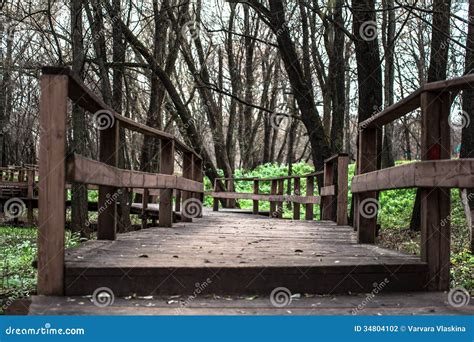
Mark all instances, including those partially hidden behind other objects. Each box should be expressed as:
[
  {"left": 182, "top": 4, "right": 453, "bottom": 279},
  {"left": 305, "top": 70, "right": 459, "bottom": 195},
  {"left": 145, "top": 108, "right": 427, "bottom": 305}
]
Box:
[
  {"left": 64, "top": 209, "right": 428, "bottom": 296},
  {"left": 21, "top": 292, "right": 474, "bottom": 316}
]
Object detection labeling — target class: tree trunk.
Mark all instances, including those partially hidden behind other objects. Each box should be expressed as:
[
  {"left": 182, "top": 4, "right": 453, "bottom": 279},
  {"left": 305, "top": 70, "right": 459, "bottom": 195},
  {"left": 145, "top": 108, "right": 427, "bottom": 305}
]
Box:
[
  {"left": 381, "top": 0, "right": 395, "bottom": 168},
  {"left": 329, "top": 0, "right": 346, "bottom": 153},
  {"left": 265, "top": 0, "right": 331, "bottom": 173},
  {"left": 70, "top": 0, "right": 89, "bottom": 237},
  {"left": 111, "top": 0, "right": 132, "bottom": 233},
  {"left": 410, "top": 0, "right": 451, "bottom": 231},
  {"left": 460, "top": 0, "right": 474, "bottom": 252}
]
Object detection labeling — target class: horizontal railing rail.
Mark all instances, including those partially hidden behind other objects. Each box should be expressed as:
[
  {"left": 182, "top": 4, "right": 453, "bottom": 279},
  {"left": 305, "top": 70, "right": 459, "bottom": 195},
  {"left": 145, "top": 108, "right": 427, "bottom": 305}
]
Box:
[
  {"left": 354, "top": 73, "right": 474, "bottom": 291},
  {"left": 37, "top": 66, "right": 204, "bottom": 296},
  {"left": 209, "top": 154, "right": 348, "bottom": 224}
]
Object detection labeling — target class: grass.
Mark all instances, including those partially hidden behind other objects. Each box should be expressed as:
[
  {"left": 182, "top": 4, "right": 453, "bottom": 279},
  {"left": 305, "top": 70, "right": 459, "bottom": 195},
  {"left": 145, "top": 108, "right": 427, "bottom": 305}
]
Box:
[
  {"left": 0, "top": 161, "right": 472, "bottom": 313},
  {"left": 0, "top": 226, "right": 80, "bottom": 314}
]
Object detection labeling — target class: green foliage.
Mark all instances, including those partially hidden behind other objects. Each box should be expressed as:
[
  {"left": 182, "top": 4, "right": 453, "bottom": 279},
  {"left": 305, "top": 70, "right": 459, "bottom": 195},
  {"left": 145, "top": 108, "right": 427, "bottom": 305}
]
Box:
[
  {"left": 204, "top": 162, "right": 319, "bottom": 218},
  {"left": 0, "top": 226, "right": 80, "bottom": 314}
]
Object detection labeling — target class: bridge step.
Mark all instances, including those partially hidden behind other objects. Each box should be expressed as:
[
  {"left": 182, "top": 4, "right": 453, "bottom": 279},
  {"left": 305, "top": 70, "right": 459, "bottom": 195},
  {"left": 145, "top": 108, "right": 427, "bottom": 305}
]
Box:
[
  {"left": 64, "top": 263, "right": 428, "bottom": 296},
  {"left": 64, "top": 210, "right": 429, "bottom": 297}
]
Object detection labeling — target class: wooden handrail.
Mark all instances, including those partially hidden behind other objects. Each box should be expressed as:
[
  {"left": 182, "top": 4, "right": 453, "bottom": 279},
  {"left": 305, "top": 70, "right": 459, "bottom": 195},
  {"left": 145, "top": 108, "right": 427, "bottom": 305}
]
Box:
[
  {"left": 210, "top": 154, "right": 348, "bottom": 224},
  {"left": 37, "top": 68, "right": 204, "bottom": 296},
  {"left": 353, "top": 74, "right": 474, "bottom": 291},
  {"left": 359, "top": 73, "right": 474, "bottom": 129},
  {"left": 41, "top": 66, "right": 201, "bottom": 160}
]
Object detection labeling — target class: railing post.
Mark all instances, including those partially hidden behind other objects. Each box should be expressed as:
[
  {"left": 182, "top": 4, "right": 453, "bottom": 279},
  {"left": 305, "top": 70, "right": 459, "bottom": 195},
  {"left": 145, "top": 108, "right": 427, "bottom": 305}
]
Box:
[
  {"left": 226, "top": 179, "right": 235, "bottom": 208},
  {"left": 27, "top": 169, "right": 34, "bottom": 224},
  {"left": 356, "top": 128, "right": 378, "bottom": 243},
  {"left": 336, "top": 155, "right": 349, "bottom": 225},
  {"left": 305, "top": 175, "right": 314, "bottom": 220},
  {"left": 277, "top": 179, "right": 284, "bottom": 218},
  {"left": 253, "top": 179, "right": 259, "bottom": 215},
  {"left": 192, "top": 155, "right": 203, "bottom": 218},
  {"left": 293, "top": 177, "right": 301, "bottom": 220},
  {"left": 420, "top": 91, "right": 451, "bottom": 291},
  {"left": 175, "top": 190, "right": 182, "bottom": 213},
  {"left": 18, "top": 169, "right": 24, "bottom": 182},
  {"left": 321, "top": 160, "right": 335, "bottom": 221},
  {"left": 159, "top": 139, "right": 175, "bottom": 227},
  {"left": 270, "top": 180, "right": 277, "bottom": 217},
  {"left": 97, "top": 119, "right": 119, "bottom": 240},
  {"left": 141, "top": 188, "right": 149, "bottom": 229},
  {"left": 182, "top": 151, "right": 194, "bottom": 222},
  {"left": 37, "top": 74, "right": 68, "bottom": 295},
  {"left": 213, "top": 179, "right": 219, "bottom": 211}
]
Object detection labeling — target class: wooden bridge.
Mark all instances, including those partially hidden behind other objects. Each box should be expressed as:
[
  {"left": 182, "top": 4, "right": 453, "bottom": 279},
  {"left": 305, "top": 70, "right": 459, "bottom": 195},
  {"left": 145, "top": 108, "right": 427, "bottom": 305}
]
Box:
[{"left": 8, "top": 67, "right": 474, "bottom": 314}]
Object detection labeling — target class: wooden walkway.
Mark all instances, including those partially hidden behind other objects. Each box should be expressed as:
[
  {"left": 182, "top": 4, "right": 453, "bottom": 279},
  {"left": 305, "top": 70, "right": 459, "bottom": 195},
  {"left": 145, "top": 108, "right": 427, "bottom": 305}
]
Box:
[
  {"left": 63, "top": 209, "right": 427, "bottom": 296},
  {"left": 11, "top": 292, "right": 473, "bottom": 315}
]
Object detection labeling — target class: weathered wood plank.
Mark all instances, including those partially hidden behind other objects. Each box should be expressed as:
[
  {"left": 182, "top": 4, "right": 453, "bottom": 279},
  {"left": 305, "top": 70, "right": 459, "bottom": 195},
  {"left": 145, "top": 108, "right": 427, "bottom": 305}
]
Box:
[
  {"left": 352, "top": 159, "right": 474, "bottom": 192},
  {"left": 37, "top": 74, "right": 68, "bottom": 295},
  {"left": 336, "top": 155, "right": 349, "bottom": 225},
  {"left": 159, "top": 139, "right": 175, "bottom": 227},
  {"left": 181, "top": 152, "right": 194, "bottom": 223},
  {"left": 207, "top": 192, "right": 320, "bottom": 204},
  {"left": 305, "top": 176, "right": 314, "bottom": 220},
  {"left": 420, "top": 91, "right": 451, "bottom": 291},
  {"left": 356, "top": 128, "right": 378, "bottom": 243},
  {"left": 66, "top": 154, "right": 203, "bottom": 193},
  {"left": 253, "top": 180, "right": 259, "bottom": 215},
  {"left": 293, "top": 177, "right": 300, "bottom": 220}
]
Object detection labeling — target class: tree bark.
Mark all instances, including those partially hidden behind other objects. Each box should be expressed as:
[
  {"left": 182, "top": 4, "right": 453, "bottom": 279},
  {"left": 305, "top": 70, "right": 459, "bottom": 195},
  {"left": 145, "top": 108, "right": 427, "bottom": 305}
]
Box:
[
  {"left": 460, "top": 0, "right": 474, "bottom": 252},
  {"left": 70, "top": 0, "right": 89, "bottom": 237},
  {"left": 410, "top": 0, "right": 451, "bottom": 231}
]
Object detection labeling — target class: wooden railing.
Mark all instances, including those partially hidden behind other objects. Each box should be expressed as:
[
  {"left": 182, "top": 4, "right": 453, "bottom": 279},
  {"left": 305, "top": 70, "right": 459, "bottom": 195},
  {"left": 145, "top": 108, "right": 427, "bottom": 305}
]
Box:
[
  {"left": 0, "top": 165, "right": 37, "bottom": 223},
  {"left": 353, "top": 73, "right": 474, "bottom": 290},
  {"left": 38, "top": 67, "right": 204, "bottom": 295},
  {"left": 209, "top": 154, "right": 348, "bottom": 224}
]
